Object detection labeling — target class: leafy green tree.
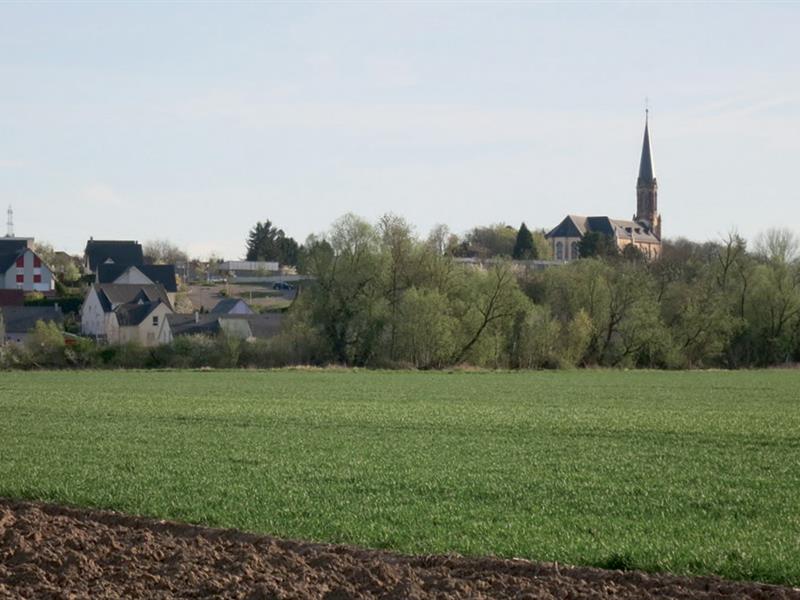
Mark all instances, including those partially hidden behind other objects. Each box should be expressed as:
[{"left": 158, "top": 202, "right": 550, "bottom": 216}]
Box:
[
  {"left": 622, "top": 243, "right": 645, "bottom": 262},
  {"left": 25, "top": 320, "right": 66, "bottom": 367},
  {"left": 33, "top": 241, "right": 81, "bottom": 283},
  {"left": 660, "top": 272, "right": 737, "bottom": 368},
  {"left": 395, "top": 287, "right": 457, "bottom": 368},
  {"left": 450, "top": 262, "right": 531, "bottom": 364},
  {"left": 302, "top": 215, "right": 388, "bottom": 365},
  {"left": 578, "top": 232, "right": 619, "bottom": 259},
  {"left": 512, "top": 223, "right": 537, "bottom": 260},
  {"left": 532, "top": 230, "right": 553, "bottom": 260},
  {"left": 561, "top": 309, "right": 593, "bottom": 367},
  {"left": 378, "top": 214, "right": 416, "bottom": 360},
  {"left": 464, "top": 224, "right": 518, "bottom": 258},
  {"left": 744, "top": 260, "right": 800, "bottom": 365},
  {"left": 507, "top": 305, "right": 561, "bottom": 369}
]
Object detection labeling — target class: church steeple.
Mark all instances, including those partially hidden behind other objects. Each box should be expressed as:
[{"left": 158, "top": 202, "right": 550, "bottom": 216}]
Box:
[
  {"left": 638, "top": 111, "right": 655, "bottom": 181},
  {"left": 635, "top": 110, "right": 661, "bottom": 239}
]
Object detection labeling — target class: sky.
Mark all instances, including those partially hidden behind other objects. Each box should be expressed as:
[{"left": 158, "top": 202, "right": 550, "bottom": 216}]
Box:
[{"left": 1, "top": 2, "right": 799, "bottom": 259}]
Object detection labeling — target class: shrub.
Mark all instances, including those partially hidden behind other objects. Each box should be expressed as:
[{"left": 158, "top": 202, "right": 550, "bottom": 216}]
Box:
[
  {"left": 102, "top": 343, "right": 150, "bottom": 369},
  {"left": 25, "top": 321, "right": 67, "bottom": 368}
]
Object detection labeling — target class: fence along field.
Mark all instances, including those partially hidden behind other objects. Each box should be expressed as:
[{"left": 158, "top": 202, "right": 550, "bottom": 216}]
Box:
[{"left": 1, "top": 370, "right": 799, "bottom": 586}]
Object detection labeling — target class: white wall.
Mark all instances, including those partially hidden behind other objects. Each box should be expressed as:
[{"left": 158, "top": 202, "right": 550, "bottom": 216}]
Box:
[
  {"left": 119, "top": 303, "right": 172, "bottom": 347},
  {"left": 80, "top": 288, "right": 106, "bottom": 337}
]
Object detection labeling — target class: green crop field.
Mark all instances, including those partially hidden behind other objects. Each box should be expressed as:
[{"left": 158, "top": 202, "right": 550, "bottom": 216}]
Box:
[{"left": 1, "top": 370, "right": 799, "bottom": 585}]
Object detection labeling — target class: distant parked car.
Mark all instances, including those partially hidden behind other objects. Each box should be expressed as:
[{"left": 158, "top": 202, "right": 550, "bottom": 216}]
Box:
[{"left": 272, "top": 282, "right": 294, "bottom": 291}]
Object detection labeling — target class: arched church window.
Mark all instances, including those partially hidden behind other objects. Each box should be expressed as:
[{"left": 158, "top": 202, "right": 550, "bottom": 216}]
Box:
[
  {"left": 556, "top": 241, "right": 564, "bottom": 260},
  {"left": 571, "top": 242, "right": 579, "bottom": 260}
]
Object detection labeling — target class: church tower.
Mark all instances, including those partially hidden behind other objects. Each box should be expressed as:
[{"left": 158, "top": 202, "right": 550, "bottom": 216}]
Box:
[{"left": 635, "top": 112, "right": 661, "bottom": 239}]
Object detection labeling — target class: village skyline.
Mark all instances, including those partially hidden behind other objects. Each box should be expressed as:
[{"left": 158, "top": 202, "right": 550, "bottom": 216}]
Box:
[{"left": 2, "top": 3, "right": 800, "bottom": 259}]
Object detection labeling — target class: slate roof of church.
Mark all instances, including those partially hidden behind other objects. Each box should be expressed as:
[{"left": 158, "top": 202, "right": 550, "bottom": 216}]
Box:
[{"left": 546, "top": 215, "right": 660, "bottom": 244}]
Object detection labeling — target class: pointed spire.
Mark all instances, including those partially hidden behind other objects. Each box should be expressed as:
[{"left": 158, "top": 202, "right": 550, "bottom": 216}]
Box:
[{"left": 638, "top": 110, "right": 655, "bottom": 181}]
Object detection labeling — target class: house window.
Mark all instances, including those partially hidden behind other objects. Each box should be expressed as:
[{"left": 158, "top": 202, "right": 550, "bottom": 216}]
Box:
[
  {"left": 555, "top": 241, "right": 564, "bottom": 260},
  {"left": 16, "top": 256, "right": 24, "bottom": 268},
  {"left": 33, "top": 255, "right": 41, "bottom": 268},
  {"left": 152, "top": 315, "right": 159, "bottom": 327},
  {"left": 571, "top": 241, "right": 579, "bottom": 260},
  {"left": 33, "top": 274, "right": 42, "bottom": 283},
  {"left": 16, "top": 274, "right": 24, "bottom": 283}
]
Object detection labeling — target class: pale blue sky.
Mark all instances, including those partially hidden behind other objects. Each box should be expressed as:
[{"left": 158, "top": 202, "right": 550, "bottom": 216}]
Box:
[{"left": 1, "top": 2, "right": 798, "bottom": 258}]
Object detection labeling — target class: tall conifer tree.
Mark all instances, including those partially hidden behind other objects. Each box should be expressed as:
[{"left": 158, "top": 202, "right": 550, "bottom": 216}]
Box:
[{"left": 513, "top": 222, "right": 537, "bottom": 259}]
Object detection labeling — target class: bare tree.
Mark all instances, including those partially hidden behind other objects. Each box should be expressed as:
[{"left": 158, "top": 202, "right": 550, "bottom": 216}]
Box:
[
  {"left": 754, "top": 228, "right": 799, "bottom": 264},
  {"left": 144, "top": 239, "right": 188, "bottom": 265}
]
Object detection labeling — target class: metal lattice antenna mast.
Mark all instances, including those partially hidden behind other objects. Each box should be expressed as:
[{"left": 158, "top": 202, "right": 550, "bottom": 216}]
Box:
[{"left": 6, "top": 205, "right": 13, "bottom": 237}]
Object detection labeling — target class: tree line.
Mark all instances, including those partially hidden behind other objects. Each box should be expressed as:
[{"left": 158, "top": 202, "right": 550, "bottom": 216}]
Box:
[
  {"left": 280, "top": 215, "right": 800, "bottom": 369},
  {"left": 8, "top": 216, "right": 799, "bottom": 370}
]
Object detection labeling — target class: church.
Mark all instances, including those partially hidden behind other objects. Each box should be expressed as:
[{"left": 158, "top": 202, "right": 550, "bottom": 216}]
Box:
[{"left": 546, "top": 114, "right": 662, "bottom": 261}]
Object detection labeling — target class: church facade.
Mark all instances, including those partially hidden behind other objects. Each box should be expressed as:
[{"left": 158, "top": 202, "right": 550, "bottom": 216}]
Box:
[{"left": 546, "top": 115, "right": 662, "bottom": 261}]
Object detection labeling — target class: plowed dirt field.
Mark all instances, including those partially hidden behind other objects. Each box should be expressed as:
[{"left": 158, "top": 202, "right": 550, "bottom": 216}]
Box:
[{"left": 1, "top": 499, "right": 798, "bottom": 599}]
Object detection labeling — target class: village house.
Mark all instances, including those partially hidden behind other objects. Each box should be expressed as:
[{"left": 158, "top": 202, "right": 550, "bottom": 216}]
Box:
[
  {"left": 84, "top": 239, "right": 144, "bottom": 274},
  {"left": 0, "top": 238, "right": 56, "bottom": 293},
  {"left": 115, "top": 300, "right": 173, "bottom": 346},
  {"left": 80, "top": 283, "right": 173, "bottom": 345},
  {"left": 158, "top": 312, "right": 283, "bottom": 344},
  {"left": 547, "top": 114, "right": 662, "bottom": 260},
  {"left": 210, "top": 298, "right": 254, "bottom": 315},
  {"left": 96, "top": 263, "right": 178, "bottom": 304}
]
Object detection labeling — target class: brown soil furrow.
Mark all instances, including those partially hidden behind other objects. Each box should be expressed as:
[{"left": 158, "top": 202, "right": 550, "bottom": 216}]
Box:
[{"left": 0, "top": 498, "right": 798, "bottom": 599}]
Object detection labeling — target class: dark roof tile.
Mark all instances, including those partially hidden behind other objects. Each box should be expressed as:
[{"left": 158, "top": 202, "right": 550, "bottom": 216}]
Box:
[
  {"left": 115, "top": 301, "right": 164, "bottom": 327},
  {"left": 97, "top": 264, "right": 178, "bottom": 292},
  {"left": 210, "top": 298, "right": 253, "bottom": 314},
  {"left": 94, "top": 284, "right": 172, "bottom": 312},
  {"left": 85, "top": 240, "right": 144, "bottom": 272}
]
